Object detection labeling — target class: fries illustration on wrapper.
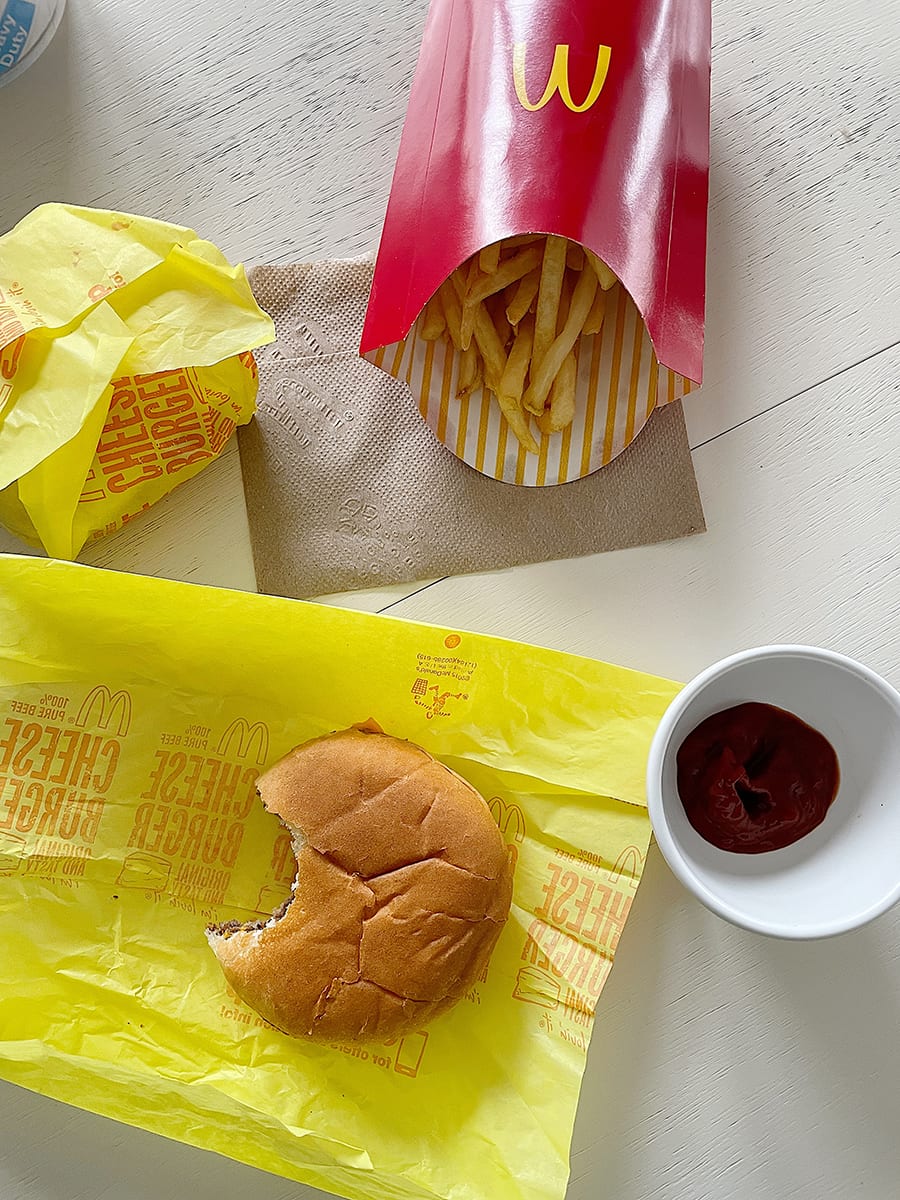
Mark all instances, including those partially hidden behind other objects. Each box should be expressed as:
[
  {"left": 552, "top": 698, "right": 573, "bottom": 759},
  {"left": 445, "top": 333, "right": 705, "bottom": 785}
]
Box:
[{"left": 361, "top": 0, "right": 711, "bottom": 485}]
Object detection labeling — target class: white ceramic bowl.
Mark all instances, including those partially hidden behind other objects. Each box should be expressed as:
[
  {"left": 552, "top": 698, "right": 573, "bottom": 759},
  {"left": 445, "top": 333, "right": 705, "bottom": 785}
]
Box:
[{"left": 647, "top": 645, "right": 900, "bottom": 939}]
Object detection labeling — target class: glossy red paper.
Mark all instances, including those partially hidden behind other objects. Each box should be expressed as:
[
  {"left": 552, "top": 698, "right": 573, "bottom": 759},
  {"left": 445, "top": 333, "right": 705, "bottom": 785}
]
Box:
[{"left": 361, "top": 0, "right": 711, "bottom": 384}]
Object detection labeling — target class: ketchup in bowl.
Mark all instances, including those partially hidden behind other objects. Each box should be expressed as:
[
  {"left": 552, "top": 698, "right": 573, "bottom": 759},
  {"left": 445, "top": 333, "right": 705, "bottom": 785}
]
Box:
[{"left": 676, "top": 702, "right": 840, "bottom": 853}]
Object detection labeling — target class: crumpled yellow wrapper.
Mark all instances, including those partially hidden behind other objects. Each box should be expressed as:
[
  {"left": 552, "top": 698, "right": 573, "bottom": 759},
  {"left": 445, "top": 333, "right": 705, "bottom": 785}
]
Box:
[
  {"left": 0, "top": 204, "right": 276, "bottom": 558},
  {"left": 0, "top": 557, "right": 678, "bottom": 1200}
]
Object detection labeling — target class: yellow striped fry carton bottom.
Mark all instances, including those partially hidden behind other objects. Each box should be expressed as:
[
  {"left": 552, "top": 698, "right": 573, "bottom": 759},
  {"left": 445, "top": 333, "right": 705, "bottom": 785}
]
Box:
[{"left": 369, "top": 286, "right": 694, "bottom": 486}]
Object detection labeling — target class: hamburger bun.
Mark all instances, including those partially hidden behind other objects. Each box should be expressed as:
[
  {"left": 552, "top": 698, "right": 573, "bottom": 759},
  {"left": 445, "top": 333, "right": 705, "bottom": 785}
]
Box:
[{"left": 207, "top": 724, "right": 513, "bottom": 1042}]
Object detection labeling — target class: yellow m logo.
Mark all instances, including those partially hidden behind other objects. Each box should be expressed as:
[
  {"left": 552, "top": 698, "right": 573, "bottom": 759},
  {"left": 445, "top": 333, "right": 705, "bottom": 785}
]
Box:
[
  {"left": 217, "top": 717, "right": 269, "bottom": 765},
  {"left": 75, "top": 685, "right": 132, "bottom": 737},
  {"left": 513, "top": 43, "right": 611, "bottom": 113},
  {"left": 489, "top": 797, "right": 526, "bottom": 844}
]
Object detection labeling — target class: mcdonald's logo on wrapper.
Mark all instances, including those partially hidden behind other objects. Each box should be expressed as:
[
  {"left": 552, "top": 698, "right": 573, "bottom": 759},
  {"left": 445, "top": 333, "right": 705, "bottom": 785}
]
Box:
[
  {"left": 216, "top": 718, "right": 270, "bottom": 766},
  {"left": 0, "top": 334, "right": 23, "bottom": 382},
  {"left": 490, "top": 796, "right": 526, "bottom": 870},
  {"left": 0, "top": 332, "right": 23, "bottom": 417},
  {"left": 489, "top": 797, "right": 526, "bottom": 843},
  {"left": 609, "top": 845, "right": 644, "bottom": 888},
  {"left": 512, "top": 43, "right": 611, "bottom": 113},
  {"left": 75, "top": 685, "right": 132, "bottom": 737}
]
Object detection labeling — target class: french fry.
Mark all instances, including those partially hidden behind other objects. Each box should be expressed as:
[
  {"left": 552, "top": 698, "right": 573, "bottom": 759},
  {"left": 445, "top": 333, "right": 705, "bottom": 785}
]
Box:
[
  {"left": 585, "top": 248, "right": 618, "bottom": 291},
  {"left": 456, "top": 343, "right": 479, "bottom": 397},
  {"left": 472, "top": 299, "right": 539, "bottom": 452},
  {"left": 547, "top": 352, "right": 577, "bottom": 431},
  {"left": 524, "top": 269, "right": 573, "bottom": 414},
  {"left": 479, "top": 243, "right": 501, "bottom": 274},
  {"left": 487, "top": 314, "right": 537, "bottom": 455},
  {"left": 445, "top": 273, "right": 481, "bottom": 393},
  {"left": 489, "top": 295, "right": 512, "bottom": 348},
  {"left": 582, "top": 283, "right": 609, "bottom": 336},
  {"left": 439, "top": 279, "right": 463, "bottom": 348},
  {"left": 498, "top": 314, "right": 534, "bottom": 405},
  {"left": 470, "top": 351, "right": 484, "bottom": 394},
  {"left": 449, "top": 268, "right": 466, "bottom": 303},
  {"left": 420, "top": 295, "right": 446, "bottom": 341},
  {"left": 467, "top": 245, "right": 543, "bottom": 306},
  {"left": 556, "top": 270, "right": 574, "bottom": 332},
  {"left": 536, "top": 407, "right": 554, "bottom": 436},
  {"left": 506, "top": 268, "right": 540, "bottom": 326},
  {"left": 458, "top": 259, "right": 480, "bottom": 350},
  {"left": 565, "top": 243, "right": 585, "bottom": 271},
  {"left": 533, "top": 235, "right": 567, "bottom": 373},
  {"left": 524, "top": 263, "right": 598, "bottom": 413},
  {"left": 471, "top": 300, "right": 507, "bottom": 390},
  {"left": 495, "top": 389, "right": 539, "bottom": 455},
  {"left": 503, "top": 233, "right": 543, "bottom": 249},
  {"left": 502, "top": 282, "right": 520, "bottom": 326}
]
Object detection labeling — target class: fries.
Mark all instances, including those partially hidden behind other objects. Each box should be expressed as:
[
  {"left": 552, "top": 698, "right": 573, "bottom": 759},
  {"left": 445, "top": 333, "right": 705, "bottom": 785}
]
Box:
[
  {"left": 585, "top": 248, "right": 617, "bottom": 292},
  {"left": 503, "top": 233, "right": 543, "bottom": 249},
  {"left": 456, "top": 343, "right": 479, "bottom": 397},
  {"left": 488, "top": 295, "right": 512, "bottom": 349},
  {"left": 524, "top": 266, "right": 597, "bottom": 414},
  {"left": 420, "top": 296, "right": 446, "bottom": 341},
  {"left": 467, "top": 245, "right": 543, "bottom": 306},
  {"left": 565, "top": 243, "right": 585, "bottom": 271},
  {"left": 498, "top": 314, "right": 534, "bottom": 411},
  {"left": 547, "top": 352, "right": 578, "bottom": 431},
  {"left": 458, "top": 259, "right": 480, "bottom": 351},
  {"left": 414, "top": 236, "right": 620, "bottom": 454},
  {"left": 479, "top": 243, "right": 501, "bottom": 275},
  {"left": 534, "top": 235, "right": 567, "bottom": 375},
  {"left": 583, "top": 283, "right": 609, "bottom": 337},
  {"left": 506, "top": 268, "right": 540, "bottom": 327},
  {"left": 471, "top": 300, "right": 506, "bottom": 391},
  {"left": 438, "top": 279, "right": 463, "bottom": 348}
]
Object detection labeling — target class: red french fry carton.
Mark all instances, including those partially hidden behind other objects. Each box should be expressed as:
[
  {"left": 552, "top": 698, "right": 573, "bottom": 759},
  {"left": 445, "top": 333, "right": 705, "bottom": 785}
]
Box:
[{"left": 361, "top": 0, "right": 711, "bottom": 485}]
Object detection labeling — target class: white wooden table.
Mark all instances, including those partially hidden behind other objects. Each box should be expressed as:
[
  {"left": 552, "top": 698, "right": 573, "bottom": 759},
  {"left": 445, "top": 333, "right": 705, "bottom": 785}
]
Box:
[{"left": 3, "top": 1, "right": 900, "bottom": 1197}]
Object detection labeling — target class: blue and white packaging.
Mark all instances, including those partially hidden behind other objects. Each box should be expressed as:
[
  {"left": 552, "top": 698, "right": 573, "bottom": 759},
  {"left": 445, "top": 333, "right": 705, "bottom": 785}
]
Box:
[{"left": 0, "top": 0, "right": 66, "bottom": 87}]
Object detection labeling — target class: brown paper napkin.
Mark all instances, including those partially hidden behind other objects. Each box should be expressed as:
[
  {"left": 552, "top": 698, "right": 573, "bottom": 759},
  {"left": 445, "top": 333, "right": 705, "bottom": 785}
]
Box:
[{"left": 238, "top": 260, "right": 704, "bottom": 599}]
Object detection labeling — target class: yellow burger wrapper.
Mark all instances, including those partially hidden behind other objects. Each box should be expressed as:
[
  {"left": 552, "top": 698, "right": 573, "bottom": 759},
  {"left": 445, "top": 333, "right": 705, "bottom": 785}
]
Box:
[
  {"left": 0, "top": 557, "right": 678, "bottom": 1200},
  {"left": 0, "top": 204, "right": 276, "bottom": 558}
]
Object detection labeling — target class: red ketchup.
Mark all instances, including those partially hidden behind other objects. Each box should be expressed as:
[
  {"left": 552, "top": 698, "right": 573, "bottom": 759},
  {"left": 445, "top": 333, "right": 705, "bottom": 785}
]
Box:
[{"left": 676, "top": 702, "right": 840, "bottom": 853}]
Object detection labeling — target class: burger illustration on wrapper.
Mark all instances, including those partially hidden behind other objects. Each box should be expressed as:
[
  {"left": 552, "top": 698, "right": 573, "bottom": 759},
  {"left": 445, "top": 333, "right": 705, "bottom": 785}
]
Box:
[
  {"left": 361, "top": 0, "right": 711, "bottom": 486},
  {"left": 207, "top": 723, "right": 514, "bottom": 1042},
  {"left": 117, "top": 852, "right": 171, "bottom": 894},
  {"left": 514, "top": 966, "right": 561, "bottom": 1010}
]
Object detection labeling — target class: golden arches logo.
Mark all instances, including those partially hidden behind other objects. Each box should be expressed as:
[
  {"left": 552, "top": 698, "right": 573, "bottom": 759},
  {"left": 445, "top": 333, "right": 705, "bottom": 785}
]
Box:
[
  {"left": 513, "top": 42, "right": 611, "bottom": 113},
  {"left": 75, "top": 685, "right": 132, "bottom": 737},
  {"left": 609, "top": 845, "right": 644, "bottom": 887},
  {"left": 0, "top": 334, "right": 24, "bottom": 382},
  {"left": 217, "top": 717, "right": 269, "bottom": 765},
  {"left": 489, "top": 796, "right": 526, "bottom": 843}
]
